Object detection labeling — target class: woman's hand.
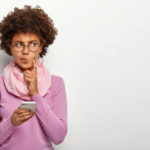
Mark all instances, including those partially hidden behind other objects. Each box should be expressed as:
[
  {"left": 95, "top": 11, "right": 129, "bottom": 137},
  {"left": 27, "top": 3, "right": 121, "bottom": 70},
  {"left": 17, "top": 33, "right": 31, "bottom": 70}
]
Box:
[
  {"left": 11, "top": 107, "right": 35, "bottom": 126},
  {"left": 23, "top": 59, "right": 38, "bottom": 96}
]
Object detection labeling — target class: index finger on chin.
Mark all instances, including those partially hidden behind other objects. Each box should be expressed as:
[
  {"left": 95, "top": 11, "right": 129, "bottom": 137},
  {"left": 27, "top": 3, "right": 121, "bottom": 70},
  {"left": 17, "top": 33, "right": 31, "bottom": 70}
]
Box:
[{"left": 33, "top": 58, "right": 37, "bottom": 73}]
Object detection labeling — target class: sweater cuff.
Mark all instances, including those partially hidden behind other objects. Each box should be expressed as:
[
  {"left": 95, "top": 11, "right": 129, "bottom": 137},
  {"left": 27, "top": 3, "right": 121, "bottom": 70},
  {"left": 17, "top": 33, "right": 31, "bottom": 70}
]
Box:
[
  {"left": 31, "top": 93, "right": 41, "bottom": 102},
  {"left": 5, "top": 115, "right": 16, "bottom": 130}
]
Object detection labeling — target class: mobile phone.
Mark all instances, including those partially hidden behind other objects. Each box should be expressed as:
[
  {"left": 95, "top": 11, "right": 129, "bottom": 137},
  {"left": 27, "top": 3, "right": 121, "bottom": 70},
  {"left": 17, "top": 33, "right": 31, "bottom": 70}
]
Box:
[{"left": 20, "top": 101, "right": 36, "bottom": 113}]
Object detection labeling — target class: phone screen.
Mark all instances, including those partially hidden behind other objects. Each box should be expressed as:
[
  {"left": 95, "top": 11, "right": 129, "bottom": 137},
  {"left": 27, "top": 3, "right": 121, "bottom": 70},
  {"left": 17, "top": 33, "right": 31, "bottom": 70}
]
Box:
[{"left": 20, "top": 101, "right": 36, "bottom": 113}]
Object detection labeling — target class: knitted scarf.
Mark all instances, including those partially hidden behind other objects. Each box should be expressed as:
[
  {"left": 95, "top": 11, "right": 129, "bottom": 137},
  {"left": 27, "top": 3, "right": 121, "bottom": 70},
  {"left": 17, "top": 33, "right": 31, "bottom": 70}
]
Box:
[{"left": 3, "top": 59, "right": 51, "bottom": 100}]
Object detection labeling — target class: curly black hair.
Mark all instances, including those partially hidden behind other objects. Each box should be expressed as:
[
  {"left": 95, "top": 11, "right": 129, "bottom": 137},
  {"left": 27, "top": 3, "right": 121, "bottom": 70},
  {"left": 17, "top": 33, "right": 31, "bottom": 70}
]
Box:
[{"left": 0, "top": 5, "right": 58, "bottom": 58}]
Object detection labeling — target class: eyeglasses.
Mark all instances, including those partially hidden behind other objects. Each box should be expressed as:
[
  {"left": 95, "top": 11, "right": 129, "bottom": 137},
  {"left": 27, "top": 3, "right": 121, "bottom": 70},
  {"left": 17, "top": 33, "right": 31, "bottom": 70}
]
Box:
[{"left": 11, "top": 41, "right": 41, "bottom": 52}]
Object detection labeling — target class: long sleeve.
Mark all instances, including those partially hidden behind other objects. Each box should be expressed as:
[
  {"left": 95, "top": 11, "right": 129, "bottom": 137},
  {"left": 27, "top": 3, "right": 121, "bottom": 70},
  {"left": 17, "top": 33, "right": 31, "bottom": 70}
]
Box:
[
  {"left": 31, "top": 77, "right": 67, "bottom": 145},
  {"left": 0, "top": 115, "right": 16, "bottom": 145},
  {"left": 0, "top": 87, "right": 16, "bottom": 145}
]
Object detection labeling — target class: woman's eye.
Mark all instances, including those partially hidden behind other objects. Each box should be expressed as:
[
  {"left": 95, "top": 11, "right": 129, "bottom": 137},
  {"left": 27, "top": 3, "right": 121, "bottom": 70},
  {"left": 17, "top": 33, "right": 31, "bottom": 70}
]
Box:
[
  {"left": 15, "top": 43, "right": 23, "bottom": 47},
  {"left": 30, "top": 42, "right": 37, "bottom": 47}
]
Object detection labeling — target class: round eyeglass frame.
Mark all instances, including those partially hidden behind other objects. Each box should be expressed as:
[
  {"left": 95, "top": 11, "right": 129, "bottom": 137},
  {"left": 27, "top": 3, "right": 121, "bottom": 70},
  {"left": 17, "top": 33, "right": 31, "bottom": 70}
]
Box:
[{"left": 11, "top": 43, "right": 41, "bottom": 52}]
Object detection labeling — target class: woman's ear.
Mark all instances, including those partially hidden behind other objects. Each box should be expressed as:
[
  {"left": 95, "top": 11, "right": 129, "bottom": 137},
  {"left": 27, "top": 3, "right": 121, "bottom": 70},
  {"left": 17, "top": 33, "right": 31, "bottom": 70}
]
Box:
[{"left": 39, "top": 47, "right": 42, "bottom": 53}]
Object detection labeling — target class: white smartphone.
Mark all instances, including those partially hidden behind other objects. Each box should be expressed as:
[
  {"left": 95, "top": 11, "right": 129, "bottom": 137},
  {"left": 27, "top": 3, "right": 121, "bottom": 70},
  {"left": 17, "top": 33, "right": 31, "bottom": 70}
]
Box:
[{"left": 20, "top": 101, "right": 36, "bottom": 113}]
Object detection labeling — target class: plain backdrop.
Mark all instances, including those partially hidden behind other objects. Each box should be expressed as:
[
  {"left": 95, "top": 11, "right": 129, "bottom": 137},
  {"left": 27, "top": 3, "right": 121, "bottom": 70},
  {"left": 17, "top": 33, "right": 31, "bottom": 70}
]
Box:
[{"left": 0, "top": 0, "right": 150, "bottom": 150}]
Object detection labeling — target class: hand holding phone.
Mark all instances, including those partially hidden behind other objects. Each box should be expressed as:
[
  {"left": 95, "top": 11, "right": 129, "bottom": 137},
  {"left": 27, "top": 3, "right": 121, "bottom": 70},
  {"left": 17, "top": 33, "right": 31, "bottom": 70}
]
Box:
[
  {"left": 11, "top": 102, "right": 36, "bottom": 126},
  {"left": 20, "top": 101, "right": 36, "bottom": 113}
]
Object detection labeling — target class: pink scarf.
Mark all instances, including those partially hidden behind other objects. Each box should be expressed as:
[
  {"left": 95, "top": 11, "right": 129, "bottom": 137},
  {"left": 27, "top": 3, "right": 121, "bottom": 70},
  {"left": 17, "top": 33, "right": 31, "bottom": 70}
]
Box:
[{"left": 3, "top": 60, "right": 51, "bottom": 100}]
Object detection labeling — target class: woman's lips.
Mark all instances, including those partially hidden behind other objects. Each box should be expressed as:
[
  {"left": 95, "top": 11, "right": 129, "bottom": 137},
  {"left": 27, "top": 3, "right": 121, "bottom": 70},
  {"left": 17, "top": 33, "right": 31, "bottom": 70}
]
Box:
[{"left": 21, "top": 58, "right": 28, "bottom": 63}]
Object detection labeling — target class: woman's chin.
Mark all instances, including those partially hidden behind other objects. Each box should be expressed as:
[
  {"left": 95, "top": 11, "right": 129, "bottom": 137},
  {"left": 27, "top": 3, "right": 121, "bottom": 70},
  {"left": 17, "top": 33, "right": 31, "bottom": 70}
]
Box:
[{"left": 16, "top": 63, "right": 33, "bottom": 71}]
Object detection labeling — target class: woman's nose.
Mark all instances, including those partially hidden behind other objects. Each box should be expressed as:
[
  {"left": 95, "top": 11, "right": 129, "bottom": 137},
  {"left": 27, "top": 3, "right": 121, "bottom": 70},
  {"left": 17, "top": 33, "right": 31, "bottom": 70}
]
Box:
[{"left": 22, "top": 45, "right": 30, "bottom": 54}]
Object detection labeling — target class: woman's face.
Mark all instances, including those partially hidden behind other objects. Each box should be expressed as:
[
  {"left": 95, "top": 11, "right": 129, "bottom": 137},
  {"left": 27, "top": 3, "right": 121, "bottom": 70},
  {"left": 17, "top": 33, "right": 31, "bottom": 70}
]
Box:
[{"left": 10, "top": 32, "right": 42, "bottom": 71}]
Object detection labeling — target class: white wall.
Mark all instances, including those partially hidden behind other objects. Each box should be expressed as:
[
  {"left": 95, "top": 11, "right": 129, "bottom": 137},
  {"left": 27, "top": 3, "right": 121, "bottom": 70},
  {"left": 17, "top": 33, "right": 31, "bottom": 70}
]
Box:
[{"left": 0, "top": 0, "right": 150, "bottom": 150}]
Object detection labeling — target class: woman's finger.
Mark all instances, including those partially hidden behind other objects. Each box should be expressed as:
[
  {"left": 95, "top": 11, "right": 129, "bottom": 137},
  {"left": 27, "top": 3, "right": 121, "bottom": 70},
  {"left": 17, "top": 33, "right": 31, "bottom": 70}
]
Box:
[
  {"left": 24, "top": 70, "right": 32, "bottom": 74},
  {"left": 18, "top": 111, "right": 34, "bottom": 117},
  {"left": 19, "top": 114, "right": 33, "bottom": 121},
  {"left": 33, "top": 58, "right": 37, "bottom": 74},
  {"left": 24, "top": 72, "right": 33, "bottom": 79},
  {"left": 16, "top": 108, "right": 28, "bottom": 114},
  {"left": 24, "top": 77, "right": 33, "bottom": 82}
]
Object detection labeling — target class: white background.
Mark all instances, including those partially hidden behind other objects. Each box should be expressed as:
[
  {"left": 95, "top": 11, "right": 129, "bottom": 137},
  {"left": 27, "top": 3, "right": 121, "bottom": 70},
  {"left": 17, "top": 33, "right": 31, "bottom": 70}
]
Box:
[{"left": 0, "top": 0, "right": 150, "bottom": 150}]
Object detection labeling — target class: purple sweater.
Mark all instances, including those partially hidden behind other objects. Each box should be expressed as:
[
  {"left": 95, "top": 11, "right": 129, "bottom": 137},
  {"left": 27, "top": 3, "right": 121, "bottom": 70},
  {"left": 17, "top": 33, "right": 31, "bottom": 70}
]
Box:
[{"left": 0, "top": 75, "right": 67, "bottom": 150}]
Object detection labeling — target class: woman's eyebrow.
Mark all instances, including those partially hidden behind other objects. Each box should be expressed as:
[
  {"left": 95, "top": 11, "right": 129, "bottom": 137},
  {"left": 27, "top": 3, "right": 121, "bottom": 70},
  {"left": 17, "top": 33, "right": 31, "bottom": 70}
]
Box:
[
  {"left": 28, "top": 40, "right": 38, "bottom": 43},
  {"left": 13, "top": 40, "right": 23, "bottom": 43},
  {"left": 13, "top": 40, "right": 38, "bottom": 43}
]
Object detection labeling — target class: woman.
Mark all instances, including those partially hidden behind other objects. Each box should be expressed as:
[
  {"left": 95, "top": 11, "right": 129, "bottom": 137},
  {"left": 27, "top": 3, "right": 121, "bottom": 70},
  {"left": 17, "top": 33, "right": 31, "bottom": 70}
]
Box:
[{"left": 0, "top": 5, "right": 67, "bottom": 150}]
